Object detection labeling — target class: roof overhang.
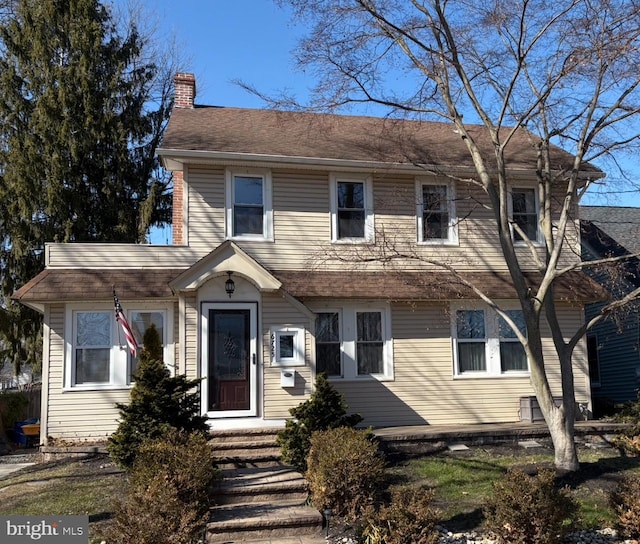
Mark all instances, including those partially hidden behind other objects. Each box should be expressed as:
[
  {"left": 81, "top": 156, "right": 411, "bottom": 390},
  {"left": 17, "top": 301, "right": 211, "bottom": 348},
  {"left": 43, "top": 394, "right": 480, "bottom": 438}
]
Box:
[{"left": 157, "top": 147, "right": 600, "bottom": 181}]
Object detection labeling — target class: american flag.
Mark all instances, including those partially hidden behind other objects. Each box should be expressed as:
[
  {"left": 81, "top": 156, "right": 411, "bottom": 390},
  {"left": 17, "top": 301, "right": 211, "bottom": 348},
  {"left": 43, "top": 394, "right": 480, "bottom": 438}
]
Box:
[{"left": 113, "top": 290, "right": 139, "bottom": 357}]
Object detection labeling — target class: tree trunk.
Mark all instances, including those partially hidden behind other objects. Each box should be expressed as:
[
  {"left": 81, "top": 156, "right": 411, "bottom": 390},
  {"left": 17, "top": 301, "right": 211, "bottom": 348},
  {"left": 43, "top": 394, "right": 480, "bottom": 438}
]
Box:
[{"left": 545, "top": 400, "right": 579, "bottom": 472}]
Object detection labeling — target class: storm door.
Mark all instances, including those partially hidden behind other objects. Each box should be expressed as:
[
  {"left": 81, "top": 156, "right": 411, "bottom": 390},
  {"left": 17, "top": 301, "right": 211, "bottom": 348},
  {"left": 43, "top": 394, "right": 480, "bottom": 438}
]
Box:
[{"left": 201, "top": 302, "right": 258, "bottom": 418}]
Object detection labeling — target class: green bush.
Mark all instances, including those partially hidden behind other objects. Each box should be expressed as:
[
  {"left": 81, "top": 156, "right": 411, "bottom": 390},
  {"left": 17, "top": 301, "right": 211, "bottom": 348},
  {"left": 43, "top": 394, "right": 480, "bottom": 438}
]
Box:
[
  {"left": 484, "top": 468, "right": 578, "bottom": 544},
  {"left": 359, "top": 486, "right": 440, "bottom": 544},
  {"left": 106, "top": 429, "right": 218, "bottom": 544},
  {"left": 306, "top": 427, "right": 385, "bottom": 520},
  {"left": 277, "top": 373, "right": 362, "bottom": 472},
  {"left": 108, "top": 324, "right": 208, "bottom": 469},
  {"left": 610, "top": 474, "right": 640, "bottom": 539}
]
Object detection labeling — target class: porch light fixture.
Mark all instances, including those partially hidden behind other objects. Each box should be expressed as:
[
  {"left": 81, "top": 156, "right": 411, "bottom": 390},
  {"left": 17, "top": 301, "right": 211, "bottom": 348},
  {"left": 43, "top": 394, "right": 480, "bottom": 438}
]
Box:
[{"left": 225, "top": 272, "right": 235, "bottom": 298}]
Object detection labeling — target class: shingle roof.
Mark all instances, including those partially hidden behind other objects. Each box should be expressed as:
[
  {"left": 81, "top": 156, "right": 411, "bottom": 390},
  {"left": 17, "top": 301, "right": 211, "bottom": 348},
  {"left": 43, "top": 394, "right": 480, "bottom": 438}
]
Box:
[
  {"left": 159, "top": 106, "right": 600, "bottom": 174},
  {"left": 276, "top": 270, "right": 606, "bottom": 303},
  {"left": 13, "top": 267, "right": 605, "bottom": 305},
  {"left": 12, "top": 269, "right": 186, "bottom": 302},
  {"left": 580, "top": 206, "right": 640, "bottom": 255}
]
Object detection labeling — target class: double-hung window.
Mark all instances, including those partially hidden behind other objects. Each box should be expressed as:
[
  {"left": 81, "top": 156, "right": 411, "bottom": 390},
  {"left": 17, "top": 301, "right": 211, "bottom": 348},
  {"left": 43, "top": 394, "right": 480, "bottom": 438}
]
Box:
[
  {"left": 452, "top": 304, "right": 529, "bottom": 377},
  {"left": 314, "top": 306, "right": 392, "bottom": 379},
  {"left": 498, "top": 310, "right": 528, "bottom": 371},
  {"left": 330, "top": 174, "right": 374, "bottom": 242},
  {"left": 511, "top": 188, "right": 539, "bottom": 243},
  {"left": 226, "top": 169, "right": 273, "bottom": 240},
  {"left": 315, "top": 312, "right": 342, "bottom": 377},
  {"left": 417, "top": 180, "right": 457, "bottom": 244},
  {"left": 66, "top": 305, "right": 171, "bottom": 389}
]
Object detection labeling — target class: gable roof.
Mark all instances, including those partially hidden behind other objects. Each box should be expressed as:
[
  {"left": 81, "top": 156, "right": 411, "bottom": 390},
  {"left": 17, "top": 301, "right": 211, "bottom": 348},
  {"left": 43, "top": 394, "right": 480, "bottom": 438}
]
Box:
[
  {"left": 158, "top": 106, "right": 601, "bottom": 176},
  {"left": 580, "top": 206, "right": 640, "bottom": 255}
]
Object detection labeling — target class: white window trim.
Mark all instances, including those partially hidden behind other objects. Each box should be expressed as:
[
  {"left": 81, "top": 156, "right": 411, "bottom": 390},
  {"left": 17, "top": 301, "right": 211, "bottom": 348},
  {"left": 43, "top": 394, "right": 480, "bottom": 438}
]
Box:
[
  {"left": 314, "top": 303, "right": 393, "bottom": 381},
  {"left": 508, "top": 186, "right": 542, "bottom": 246},
  {"left": 415, "top": 178, "right": 458, "bottom": 245},
  {"left": 451, "top": 302, "right": 530, "bottom": 378},
  {"left": 270, "top": 326, "right": 306, "bottom": 367},
  {"left": 225, "top": 168, "right": 274, "bottom": 242},
  {"left": 329, "top": 173, "right": 374, "bottom": 243},
  {"left": 64, "top": 303, "right": 173, "bottom": 390}
]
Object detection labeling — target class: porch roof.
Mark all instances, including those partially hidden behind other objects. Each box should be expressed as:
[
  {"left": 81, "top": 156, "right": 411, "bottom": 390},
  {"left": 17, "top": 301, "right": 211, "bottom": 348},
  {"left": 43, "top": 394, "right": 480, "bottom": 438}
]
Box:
[
  {"left": 13, "top": 267, "right": 605, "bottom": 308},
  {"left": 275, "top": 270, "right": 606, "bottom": 303}
]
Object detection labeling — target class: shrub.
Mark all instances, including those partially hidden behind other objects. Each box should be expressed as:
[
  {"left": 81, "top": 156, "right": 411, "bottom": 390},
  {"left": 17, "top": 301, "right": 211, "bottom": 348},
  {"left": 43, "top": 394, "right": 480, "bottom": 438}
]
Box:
[
  {"left": 0, "top": 391, "right": 28, "bottom": 430},
  {"left": 108, "top": 323, "right": 208, "bottom": 469},
  {"left": 306, "top": 426, "right": 385, "bottom": 520},
  {"left": 359, "top": 486, "right": 440, "bottom": 544},
  {"left": 277, "top": 373, "right": 362, "bottom": 472},
  {"left": 610, "top": 474, "right": 640, "bottom": 539},
  {"left": 484, "top": 468, "right": 578, "bottom": 544},
  {"left": 106, "top": 429, "right": 218, "bottom": 544},
  {"left": 612, "top": 393, "right": 640, "bottom": 455}
]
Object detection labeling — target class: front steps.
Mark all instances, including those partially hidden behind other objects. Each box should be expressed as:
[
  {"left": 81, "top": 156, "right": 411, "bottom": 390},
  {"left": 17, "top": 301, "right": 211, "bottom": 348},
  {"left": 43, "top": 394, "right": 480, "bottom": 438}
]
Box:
[{"left": 207, "top": 429, "right": 323, "bottom": 543}]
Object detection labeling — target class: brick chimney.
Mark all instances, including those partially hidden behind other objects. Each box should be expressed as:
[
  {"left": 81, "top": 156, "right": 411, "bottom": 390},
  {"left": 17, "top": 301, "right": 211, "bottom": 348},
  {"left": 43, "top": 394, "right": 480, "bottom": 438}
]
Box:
[{"left": 174, "top": 72, "right": 196, "bottom": 108}]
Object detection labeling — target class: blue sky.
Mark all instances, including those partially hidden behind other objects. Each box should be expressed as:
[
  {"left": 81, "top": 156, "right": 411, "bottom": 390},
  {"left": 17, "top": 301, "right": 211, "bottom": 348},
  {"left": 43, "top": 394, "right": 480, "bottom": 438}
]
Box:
[
  {"left": 128, "top": 0, "right": 638, "bottom": 243},
  {"left": 141, "top": 0, "right": 305, "bottom": 108}
]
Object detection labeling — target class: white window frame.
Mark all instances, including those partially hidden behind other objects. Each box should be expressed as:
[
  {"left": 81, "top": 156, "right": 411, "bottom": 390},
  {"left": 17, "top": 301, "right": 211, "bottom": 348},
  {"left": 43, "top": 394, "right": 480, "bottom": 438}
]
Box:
[
  {"left": 416, "top": 179, "right": 458, "bottom": 245},
  {"left": 313, "top": 304, "right": 393, "bottom": 380},
  {"left": 508, "top": 186, "right": 541, "bottom": 245},
  {"left": 64, "top": 303, "right": 173, "bottom": 390},
  {"left": 225, "top": 168, "right": 274, "bottom": 241},
  {"left": 451, "top": 302, "right": 529, "bottom": 378},
  {"left": 329, "top": 173, "right": 374, "bottom": 243},
  {"left": 270, "top": 326, "right": 306, "bottom": 367}
]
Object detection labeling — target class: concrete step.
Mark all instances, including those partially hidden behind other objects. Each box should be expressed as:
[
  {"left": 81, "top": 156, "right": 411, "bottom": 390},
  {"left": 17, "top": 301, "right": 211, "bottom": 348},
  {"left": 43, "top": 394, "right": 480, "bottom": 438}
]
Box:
[
  {"left": 214, "top": 465, "right": 308, "bottom": 505},
  {"left": 207, "top": 500, "right": 323, "bottom": 543},
  {"left": 209, "top": 429, "right": 282, "bottom": 467}
]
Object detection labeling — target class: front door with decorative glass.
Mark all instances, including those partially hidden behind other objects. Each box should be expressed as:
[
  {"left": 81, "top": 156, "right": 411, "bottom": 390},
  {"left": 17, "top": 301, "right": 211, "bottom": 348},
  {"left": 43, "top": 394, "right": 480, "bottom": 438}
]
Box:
[{"left": 201, "top": 302, "right": 258, "bottom": 418}]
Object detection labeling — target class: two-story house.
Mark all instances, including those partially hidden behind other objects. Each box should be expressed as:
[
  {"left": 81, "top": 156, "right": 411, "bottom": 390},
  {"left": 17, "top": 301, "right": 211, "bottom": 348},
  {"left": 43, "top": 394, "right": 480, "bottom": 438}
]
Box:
[{"left": 14, "top": 73, "right": 599, "bottom": 444}]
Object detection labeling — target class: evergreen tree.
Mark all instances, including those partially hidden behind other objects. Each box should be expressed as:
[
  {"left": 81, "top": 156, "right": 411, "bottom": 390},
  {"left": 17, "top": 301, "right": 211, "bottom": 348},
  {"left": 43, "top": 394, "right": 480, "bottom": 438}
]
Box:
[
  {"left": 0, "top": 0, "right": 173, "bottom": 374},
  {"left": 108, "top": 324, "right": 208, "bottom": 470}
]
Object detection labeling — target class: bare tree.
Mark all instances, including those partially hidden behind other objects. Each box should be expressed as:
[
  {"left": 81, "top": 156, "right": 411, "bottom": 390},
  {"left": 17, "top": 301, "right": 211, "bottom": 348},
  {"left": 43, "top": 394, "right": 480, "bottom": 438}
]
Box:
[{"left": 265, "top": 0, "right": 640, "bottom": 471}]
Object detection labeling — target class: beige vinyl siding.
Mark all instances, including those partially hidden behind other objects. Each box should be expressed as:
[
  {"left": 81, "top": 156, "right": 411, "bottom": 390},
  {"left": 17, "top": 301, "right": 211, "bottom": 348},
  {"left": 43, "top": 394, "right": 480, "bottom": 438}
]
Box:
[
  {"left": 45, "top": 167, "right": 580, "bottom": 274},
  {"left": 329, "top": 301, "right": 589, "bottom": 427},
  {"left": 45, "top": 305, "right": 130, "bottom": 442},
  {"left": 179, "top": 165, "right": 580, "bottom": 273},
  {"left": 183, "top": 293, "right": 199, "bottom": 379},
  {"left": 261, "top": 293, "right": 313, "bottom": 419},
  {"left": 186, "top": 166, "right": 225, "bottom": 251}
]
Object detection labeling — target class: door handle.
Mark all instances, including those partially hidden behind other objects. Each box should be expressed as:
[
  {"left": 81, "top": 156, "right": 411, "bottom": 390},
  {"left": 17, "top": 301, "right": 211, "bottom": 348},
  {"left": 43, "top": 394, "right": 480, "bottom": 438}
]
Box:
[{"left": 253, "top": 354, "right": 257, "bottom": 365}]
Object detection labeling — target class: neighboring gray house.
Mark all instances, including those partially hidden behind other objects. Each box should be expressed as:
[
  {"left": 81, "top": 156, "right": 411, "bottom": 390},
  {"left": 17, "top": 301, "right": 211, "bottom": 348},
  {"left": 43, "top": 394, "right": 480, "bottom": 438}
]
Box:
[{"left": 581, "top": 205, "right": 640, "bottom": 413}]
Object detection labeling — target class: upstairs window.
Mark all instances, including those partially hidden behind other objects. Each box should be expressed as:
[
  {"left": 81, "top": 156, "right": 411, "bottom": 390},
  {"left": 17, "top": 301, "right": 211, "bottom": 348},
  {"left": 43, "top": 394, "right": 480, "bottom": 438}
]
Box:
[
  {"left": 226, "top": 170, "right": 273, "bottom": 241},
  {"left": 511, "top": 188, "right": 539, "bottom": 243},
  {"left": 417, "top": 181, "right": 457, "bottom": 244},
  {"left": 330, "top": 174, "right": 374, "bottom": 242}
]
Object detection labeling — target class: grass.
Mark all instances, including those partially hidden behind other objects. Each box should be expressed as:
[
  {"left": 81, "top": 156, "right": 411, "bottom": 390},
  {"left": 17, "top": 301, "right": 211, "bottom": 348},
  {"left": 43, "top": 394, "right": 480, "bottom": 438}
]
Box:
[
  {"left": 0, "top": 456, "right": 125, "bottom": 543},
  {"left": 1, "top": 442, "right": 640, "bottom": 540},
  {"left": 389, "top": 443, "right": 640, "bottom": 532}
]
